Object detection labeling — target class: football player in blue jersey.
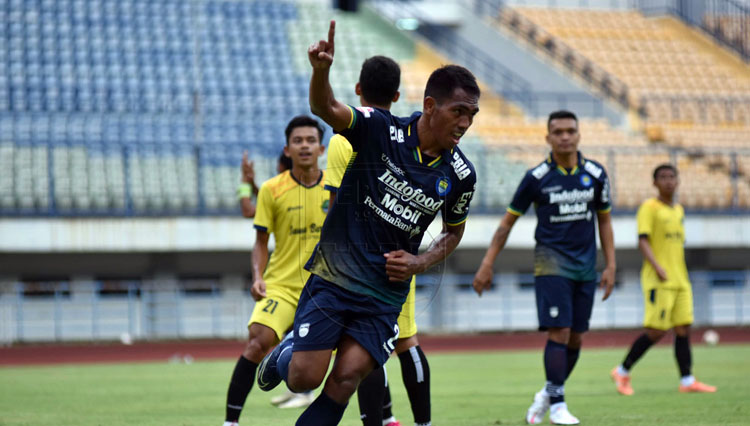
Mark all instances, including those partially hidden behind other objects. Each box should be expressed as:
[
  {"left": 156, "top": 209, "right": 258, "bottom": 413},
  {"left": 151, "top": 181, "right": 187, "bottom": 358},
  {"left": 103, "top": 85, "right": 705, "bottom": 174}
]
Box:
[
  {"left": 257, "top": 20, "right": 480, "bottom": 426},
  {"left": 473, "top": 110, "right": 616, "bottom": 425}
]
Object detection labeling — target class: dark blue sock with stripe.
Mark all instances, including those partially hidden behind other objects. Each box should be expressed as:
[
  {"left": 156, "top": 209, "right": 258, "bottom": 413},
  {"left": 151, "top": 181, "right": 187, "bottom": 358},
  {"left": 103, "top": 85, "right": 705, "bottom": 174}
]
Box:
[{"left": 544, "top": 340, "right": 568, "bottom": 404}]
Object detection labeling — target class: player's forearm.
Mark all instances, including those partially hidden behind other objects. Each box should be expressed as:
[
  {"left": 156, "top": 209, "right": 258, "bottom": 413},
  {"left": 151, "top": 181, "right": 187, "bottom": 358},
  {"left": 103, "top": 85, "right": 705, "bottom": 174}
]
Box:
[
  {"left": 416, "top": 225, "right": 464, "bottom": 272},
  {"left": 251, "top": 243, "right": 269, "bottom": 280},
  {"left": 480, "top": 224, "right": 511, "bottom": 268},
  {"left": 310, "top": 68, "right": 350, "bottom": 131},
  {"left": 599, "top": 220, "right": 616, "bottom": 269},
  {"left": 638, "top": 238, "right": 662, "bottom": 271},
  {"left": 239, "top": 198, "right": 256, "bottom": 218}
]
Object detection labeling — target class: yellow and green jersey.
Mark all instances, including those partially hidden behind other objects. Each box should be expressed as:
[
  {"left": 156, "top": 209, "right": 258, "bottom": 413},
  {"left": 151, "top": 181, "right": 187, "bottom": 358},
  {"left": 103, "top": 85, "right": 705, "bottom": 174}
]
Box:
[
  {"left": 324, "top": 134, "right": 355, "bottom": 192},
  {"left": 253, "top": 170, "right": 330, "bottom": 299},
  {"left": 637, "top": 198, "right": 690, "bottom": 289}
]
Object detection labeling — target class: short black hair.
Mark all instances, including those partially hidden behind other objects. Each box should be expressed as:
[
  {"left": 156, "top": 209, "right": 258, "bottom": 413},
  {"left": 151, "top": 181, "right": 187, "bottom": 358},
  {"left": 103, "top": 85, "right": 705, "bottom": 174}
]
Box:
[
  {"left": 653, "top": 163, "right": 678, "bottom": 180},
  {"left": 424, "top": 65, "right": 480, "bottom": 104},
  {"left": 547, "top": 110, "right": 578, "bottom": 131},
  {"left": 278, "top": 150, "right": 292, "bottom": 171},
  {"left": 284, "top": 115, "right": 324, "bottom": 145},
  {"left": 359, "top": 56, "right": 400, "bottom": 106}
]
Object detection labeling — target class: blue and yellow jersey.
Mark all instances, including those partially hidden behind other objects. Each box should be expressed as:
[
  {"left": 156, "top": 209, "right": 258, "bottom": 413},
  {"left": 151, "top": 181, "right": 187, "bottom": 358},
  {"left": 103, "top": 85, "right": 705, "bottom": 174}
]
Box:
[
  {"left": 253, "top": 170, "right": 329, "bottom": 300},
  {"left": 637, "top": 198, "right": 690, "bottom": 289},
  {"left": 508, "top": 152, "right": 611, "bottom": 281},
  {"left": 324, "top": 134, "right": 355, "bottom": 193},
  {"left": 306, "top": 106, "right": 477, "bottom": 307}
]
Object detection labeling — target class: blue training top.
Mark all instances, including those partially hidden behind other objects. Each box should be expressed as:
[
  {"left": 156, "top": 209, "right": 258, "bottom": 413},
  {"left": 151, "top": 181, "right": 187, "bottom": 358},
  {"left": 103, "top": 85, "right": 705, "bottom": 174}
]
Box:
[
  {"left": 306, "top": 105, "right": 477, "bottom": 306},
  {"left": 508, "top": 152, "right": 611, "bottom": 282}
]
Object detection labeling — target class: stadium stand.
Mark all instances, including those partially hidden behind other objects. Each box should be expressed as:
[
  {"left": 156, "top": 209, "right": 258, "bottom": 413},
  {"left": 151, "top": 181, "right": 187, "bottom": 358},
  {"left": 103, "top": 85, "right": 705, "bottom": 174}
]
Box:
[{"left": 1, "top": 0, "right": 748, "bottom": 214}]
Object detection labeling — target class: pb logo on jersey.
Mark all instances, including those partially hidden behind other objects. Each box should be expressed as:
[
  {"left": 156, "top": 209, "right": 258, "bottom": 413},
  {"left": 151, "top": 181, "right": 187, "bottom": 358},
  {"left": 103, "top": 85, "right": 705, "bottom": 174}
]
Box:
[
  {"left": 580, "top": 174, "right": 592, "bottom": 188},
  {"left": 321, "top": 199, "right": 329, "bottom": 214},
  {"left": 436, "top": 178, "right": 452, "bottom": 197}
]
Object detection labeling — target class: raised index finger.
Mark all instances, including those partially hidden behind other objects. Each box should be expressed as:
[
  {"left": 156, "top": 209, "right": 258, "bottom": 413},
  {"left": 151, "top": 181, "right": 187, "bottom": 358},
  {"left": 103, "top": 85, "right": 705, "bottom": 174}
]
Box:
[{"left": 327, "top": 20, "right": 335, "bottom": 51}]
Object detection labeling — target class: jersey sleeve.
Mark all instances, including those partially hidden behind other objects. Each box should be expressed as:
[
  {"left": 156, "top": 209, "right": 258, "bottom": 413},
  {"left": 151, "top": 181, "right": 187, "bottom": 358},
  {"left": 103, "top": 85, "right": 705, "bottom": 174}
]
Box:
[
  {"left": 636, "top": 201, "right": 653, "bottom": 238},
  {"left": 324, "top": 134, "right": 354, "bottom": 192},
  {"left": 594, "top": 167, "right": 612, "bottom": 213},
  {"left": 253, "top": 182, "right": 274, "bottom": 234},
  {"left": 444, "top": 175, "right": 476, "bottom": 226},
  {"left": 337, "top": 105, "right": 388, "bottom": 152},
  {"left": 507, "top": 172, "right": 537, "bottom": 216}
]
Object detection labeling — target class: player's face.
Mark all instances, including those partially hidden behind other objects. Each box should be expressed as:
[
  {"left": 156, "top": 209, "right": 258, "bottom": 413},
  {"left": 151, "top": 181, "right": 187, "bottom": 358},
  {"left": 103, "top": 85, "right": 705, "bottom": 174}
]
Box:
[
  {"left": 285, "top": 126, "right": 323, "bottom": 168},
  {"left": 429, "top": 88, "right": 479, "bottom": 150},
  {"left": 654, "top": 168, "right": 678, "bottom": 196},
  {"left": 546, "top": 118, "right": 580, "bottom": 155}
]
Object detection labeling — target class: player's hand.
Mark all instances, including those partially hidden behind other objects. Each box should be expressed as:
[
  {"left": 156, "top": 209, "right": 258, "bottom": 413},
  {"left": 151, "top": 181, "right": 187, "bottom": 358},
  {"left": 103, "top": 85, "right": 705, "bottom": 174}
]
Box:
[
  {"left": 472, "top": 264, "right": 494, "bottom": 297},
  {"left": 250, "top": 279, "right": 267, "bottom": 301},
  {"left": 384, "top": 250, "right": 422, "bottom": 282},
  {"left": 600, "top": 265, "right": 616, "bottom": 301},
  {"left": 308, "top": 20, "right": 335, "bottom": 69},
  {"left": 241, "top": 150, "right": 255, "bottom": 184},
  {"left": 655, "top": 265, "right": 668, "bottom": 282}
]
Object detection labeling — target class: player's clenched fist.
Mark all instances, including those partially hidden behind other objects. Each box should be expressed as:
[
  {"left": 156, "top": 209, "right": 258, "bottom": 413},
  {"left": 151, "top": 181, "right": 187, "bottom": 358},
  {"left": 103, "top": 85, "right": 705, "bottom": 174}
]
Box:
[{"left": 308, "top": 20, "right": 335, "bottom": 69}]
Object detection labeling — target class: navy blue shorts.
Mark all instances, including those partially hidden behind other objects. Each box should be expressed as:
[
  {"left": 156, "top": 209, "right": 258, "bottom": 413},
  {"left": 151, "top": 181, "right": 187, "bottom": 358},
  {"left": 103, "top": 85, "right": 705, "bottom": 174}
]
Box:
[
  {"left": 292, "top": 274, "right": 401, "bottom": 367},
  {"left": 535, "top": 276, "right": 597, "bottom": 333}
]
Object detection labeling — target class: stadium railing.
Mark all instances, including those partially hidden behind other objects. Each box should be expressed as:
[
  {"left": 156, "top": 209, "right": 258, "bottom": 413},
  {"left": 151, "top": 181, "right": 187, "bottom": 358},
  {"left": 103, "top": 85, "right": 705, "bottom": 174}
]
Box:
[{"left": 1, "top": 269, "right": 747, "bottom": 343}]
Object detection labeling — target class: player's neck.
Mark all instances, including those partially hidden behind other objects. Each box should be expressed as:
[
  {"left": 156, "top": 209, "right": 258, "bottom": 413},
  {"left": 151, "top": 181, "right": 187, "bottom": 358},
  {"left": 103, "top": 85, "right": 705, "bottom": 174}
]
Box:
[
  {"left": 416, "top": 115, "right": 443, "bottom": 158},
  {"left": 360, "top": 99, "right": 391, "bottom": 110},
  {"left": 291, "top": 165, "right": 321, "bottom": 187},
  {"left": 658, "top": 193, "right": 675, "bottom": 206},
  {"left": 551, "top": 151, "right": 577, "bottom": 169}
]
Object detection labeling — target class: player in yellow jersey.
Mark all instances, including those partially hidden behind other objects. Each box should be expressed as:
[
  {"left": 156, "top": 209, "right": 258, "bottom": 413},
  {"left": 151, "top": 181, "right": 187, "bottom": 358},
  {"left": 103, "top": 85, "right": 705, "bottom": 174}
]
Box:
[
  {"left": 325, "top": 56, "right": 428, "bottom": 426},
  {"left": 222, "top": 115, "right": 328, "bottom": 426},
  {"left": 611, "top": 164, "right": 716, "bottom": 396}
]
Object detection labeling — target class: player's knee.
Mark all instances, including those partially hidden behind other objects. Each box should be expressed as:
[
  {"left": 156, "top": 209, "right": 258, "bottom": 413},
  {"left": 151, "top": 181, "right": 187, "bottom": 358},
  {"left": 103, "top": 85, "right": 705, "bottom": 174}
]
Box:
[
  {"left": 328, "top": 367, "right": 363, "bottom": 399},
  {"left": 548, "top": 327, "right": 571, "bottom": 344},
  {"left": 287, "top": 358, "right": 325, "bottom": 392},
  {"left": 243, "top": 336, "right": 273, "bottom": 363},
  {"left": 646, "top": 328, "right": 667, "bottom": 342},
  {"left": 395, "top": 334, "right": 419, "bottom": 354}
]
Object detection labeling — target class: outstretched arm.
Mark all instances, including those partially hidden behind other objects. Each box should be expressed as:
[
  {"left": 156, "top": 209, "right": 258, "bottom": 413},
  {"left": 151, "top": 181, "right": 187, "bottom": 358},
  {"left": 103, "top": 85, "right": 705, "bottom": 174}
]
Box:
[
  {"left": 597, "top": 211, "right": 616, "bottom": 301},
  {"left": 308, "top": 20, "right": 351, "bottom": 132},
  {"left": 384, "top": 222, "right": 465, "bottom": 282},
  {"left": 472, "top": 212, "right": 519, "bottom": 296}
]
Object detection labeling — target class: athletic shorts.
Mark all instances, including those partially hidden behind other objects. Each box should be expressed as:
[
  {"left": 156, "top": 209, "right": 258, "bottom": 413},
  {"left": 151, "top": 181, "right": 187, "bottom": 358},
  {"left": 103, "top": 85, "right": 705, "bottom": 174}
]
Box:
[
  {"left": 397, "top": 276, "right": 417, "bottom": 340},
  {"left": 535, "top": 275, "right": 596, "bottom": 333},
  {"left": 642, "top": 282, "right": 694, "bottom": 331},
  {"left": 291, "top": 274, "right": 401, "bottom": 367},
  {"left": 248, "top": 287, "right": 299, "bottom": 341}
]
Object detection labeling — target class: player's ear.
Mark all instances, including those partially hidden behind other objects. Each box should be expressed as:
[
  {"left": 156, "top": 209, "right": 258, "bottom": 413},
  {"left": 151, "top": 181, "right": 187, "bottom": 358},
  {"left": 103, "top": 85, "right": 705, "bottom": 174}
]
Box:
[
  {"left": 392, "top": 91, "right": 400, "bottom": 103},
  {"left": 318, "top": 142, "right": 326, "bottom": 155},
  {"left": 283, "top": 145, "right": 290, "bottom": 158},
  {"left": 423, "top": 96, "right": 436, "bottom": 116},
  {"left": 355, "top": 82, "right": 362, "bottom": 97}
]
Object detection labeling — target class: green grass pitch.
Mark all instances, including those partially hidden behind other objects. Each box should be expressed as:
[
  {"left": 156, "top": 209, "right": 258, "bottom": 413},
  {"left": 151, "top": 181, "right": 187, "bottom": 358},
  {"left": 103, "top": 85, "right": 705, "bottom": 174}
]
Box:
[{"left": 1, "top": 345, "right": 748, "bottom": 425}]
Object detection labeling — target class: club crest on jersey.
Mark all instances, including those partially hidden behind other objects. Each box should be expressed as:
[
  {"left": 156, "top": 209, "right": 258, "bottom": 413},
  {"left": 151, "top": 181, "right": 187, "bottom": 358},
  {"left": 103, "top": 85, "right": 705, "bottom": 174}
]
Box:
[
  {"left": 580, "top": 174, "right": 592, "bottom": 187},
  {"left": 321, "top": 199, "right": 329, "bottom": 214},
  {"left": 298, "top": 323, "right": 310, "bottom": 338},
  {"left": 436, "top": 178, "right": 452, "bottom": 197}
]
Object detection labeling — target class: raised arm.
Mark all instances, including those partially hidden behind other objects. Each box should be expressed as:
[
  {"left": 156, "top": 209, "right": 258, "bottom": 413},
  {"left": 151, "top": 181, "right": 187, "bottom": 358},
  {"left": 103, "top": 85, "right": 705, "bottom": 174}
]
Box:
[
  {"left": 308, "top": 20, "right": 351, "bottom": 132},
  {"left": 472, "top": 212, "right": 519, "bottom": 296},
  {"left": 597, "top": 211, "right": 616, "bottom": 301},
  {"left": 238, "top": 151, "right": 259, "bottom": 218},
  {"left": 383, "top": 222, "right": 466, "bottom": 282}
]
